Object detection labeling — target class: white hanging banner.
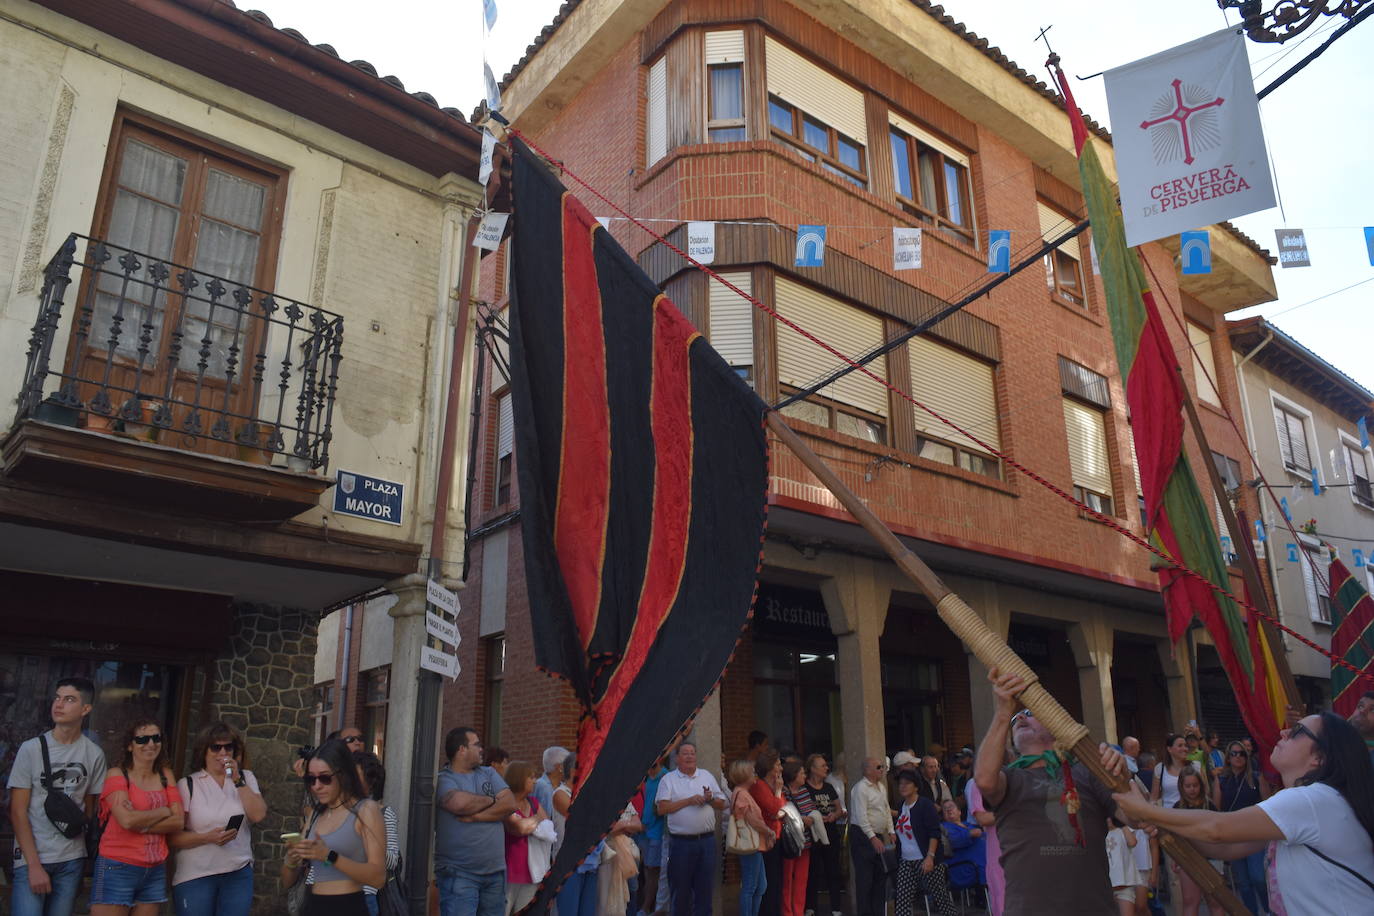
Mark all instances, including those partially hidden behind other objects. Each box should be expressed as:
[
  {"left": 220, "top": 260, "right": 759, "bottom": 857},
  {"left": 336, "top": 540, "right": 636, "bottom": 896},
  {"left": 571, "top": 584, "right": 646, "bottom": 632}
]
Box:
[
  {"left": 687, "top": 221, "right": 716, "bottom": 264},
  {"left": 1104, "top": 29, "right": 1275, "bottom": 247},
  {"left": 892, "top": 227, "right": 922, "bottom": 271},
  {"left": 484, "top": 61, "right": 502, "bottom": 113},
  {"left": 478, "top": 130, "right": 497, "bottom": 187},
  {"left": 474, "top": 212, "right": 510, "bottom": 251}
]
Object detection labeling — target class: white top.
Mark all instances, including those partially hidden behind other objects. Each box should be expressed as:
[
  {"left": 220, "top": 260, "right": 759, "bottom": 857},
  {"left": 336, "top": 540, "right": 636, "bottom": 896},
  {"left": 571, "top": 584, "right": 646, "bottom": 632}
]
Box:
[
  {"left": 1156, "top": 765, "right": 1180, "bottom": 809},
  {"left": 654, "top": 768, "right": 722, "bottom": 836},
  {"left": 552, "top": 783, "right": 571, "bottom": 857},
  {"left": 172, "top": 769, "right": 261, "bottom": 885},
  {"left": 1105, "top": 827, "right": 1139, "bottom": 889},
  {"left": 849, "top": 778, "right": 893, "bottom": 840},
  {"left": 1258, "top": 782, "right": 1374, "bottom": 916},
  {"left": 895, "top": 800, "right": 923, "bottom": 862},
  {"left": 1131, "top": 826, "right": 1152, "bottom": 871},
  {"left": 6, "top": 731, "right": 106, "bottom": 866}
]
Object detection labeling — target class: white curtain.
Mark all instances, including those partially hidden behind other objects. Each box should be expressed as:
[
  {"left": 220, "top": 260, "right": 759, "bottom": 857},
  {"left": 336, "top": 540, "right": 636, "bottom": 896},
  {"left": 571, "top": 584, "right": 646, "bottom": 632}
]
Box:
[{"left": 186, "top": 169, "right": 266, "bottom": 378}]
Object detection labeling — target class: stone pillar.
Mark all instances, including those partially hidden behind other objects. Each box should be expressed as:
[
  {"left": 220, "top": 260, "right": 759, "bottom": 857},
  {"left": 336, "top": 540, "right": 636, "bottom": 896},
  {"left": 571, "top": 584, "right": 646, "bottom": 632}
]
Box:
[
  {"left": 384, "top": 574, "right": 450, "bottom": 847},
  {"left": 686, "top": 689, "right": 725, "bottom": 916},
  {"left": 210, "top": 602, "right": 318, "bottom": 913},
  {"left": 822, "top": 557, "right": 891, "bottom": 784},
  {"left": 962, "top": 581, "right": 1009, "bottom": 747},
  {"left": 1069, "top": 617, "right": 1117, "bottom": 743}
]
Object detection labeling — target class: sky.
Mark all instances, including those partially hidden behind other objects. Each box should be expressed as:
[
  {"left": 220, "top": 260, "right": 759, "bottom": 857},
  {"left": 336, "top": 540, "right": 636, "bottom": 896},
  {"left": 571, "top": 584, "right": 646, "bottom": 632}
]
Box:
[{"left": 251, "top": 0, "right": 1374, "bottom": 390}]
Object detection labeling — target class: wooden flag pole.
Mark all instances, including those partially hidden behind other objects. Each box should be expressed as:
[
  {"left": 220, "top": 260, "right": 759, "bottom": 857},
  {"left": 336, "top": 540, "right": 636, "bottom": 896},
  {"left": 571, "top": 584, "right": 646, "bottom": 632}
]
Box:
[{"left": 766, "top": 412, "right": 1248, "bottom": 915}]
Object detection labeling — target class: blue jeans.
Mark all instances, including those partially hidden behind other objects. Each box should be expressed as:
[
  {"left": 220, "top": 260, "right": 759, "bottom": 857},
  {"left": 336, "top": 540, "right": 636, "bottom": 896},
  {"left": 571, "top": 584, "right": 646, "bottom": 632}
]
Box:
[
  {"left": 1232, "top": 849, "right": 1269, "bottom": 916},
  {"left": 11, "top": 859, "right": 85, "bottom": 916},
  {"left": 555, "top": 868, "right": 598, "bottom": 916},
  {"left": 174, "top": 864, "right": 255, "bottom": 916},
  {"left": 437, "top": 869, "right": 506, "bottom": 916},
  {"left": 667, "top": 833, "right": 715, "bottom": 916},
  {"left": 738, "top": 851, "right": 766, "bottom": 916},
  {"left": 90, "top": 856, "right": 167, "bottom": 906},
  {"left": 365, "top": 893, "right": 379, "bottom": 916}
]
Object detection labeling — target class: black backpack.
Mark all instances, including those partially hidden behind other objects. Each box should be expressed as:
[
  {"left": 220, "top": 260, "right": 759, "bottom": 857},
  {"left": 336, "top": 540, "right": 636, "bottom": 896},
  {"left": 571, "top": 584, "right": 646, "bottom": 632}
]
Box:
[{"left": 39, "top": 735, "right": 88, "bottom": 840}]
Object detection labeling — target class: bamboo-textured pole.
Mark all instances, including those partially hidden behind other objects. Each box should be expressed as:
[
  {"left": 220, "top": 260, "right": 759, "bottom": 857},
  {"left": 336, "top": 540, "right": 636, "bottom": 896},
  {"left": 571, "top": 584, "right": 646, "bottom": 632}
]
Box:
[{"left": 766, "top": 413, "right": 1248, "bottom": 915}]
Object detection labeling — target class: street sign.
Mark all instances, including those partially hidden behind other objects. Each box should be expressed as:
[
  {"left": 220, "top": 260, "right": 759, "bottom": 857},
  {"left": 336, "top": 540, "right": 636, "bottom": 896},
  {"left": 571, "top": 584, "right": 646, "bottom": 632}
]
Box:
[
  {"left": 426, "top": 611, "right": 459, "bottom": 647},
  {"left": 333, "top": 471, "right": 404, "bottom": 525},
  {"left": 420, "top": 646, "right": 460, "bottom": 679},
  {"left": 426, "top": 578, "right": 460, "bottom": 616}
]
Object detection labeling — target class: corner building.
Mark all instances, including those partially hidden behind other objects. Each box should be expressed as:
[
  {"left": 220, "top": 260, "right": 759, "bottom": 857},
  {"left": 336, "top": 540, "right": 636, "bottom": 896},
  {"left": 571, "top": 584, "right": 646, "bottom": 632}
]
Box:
[{"left": 454, "top": 0, "right": 1279, "bottom": 793}]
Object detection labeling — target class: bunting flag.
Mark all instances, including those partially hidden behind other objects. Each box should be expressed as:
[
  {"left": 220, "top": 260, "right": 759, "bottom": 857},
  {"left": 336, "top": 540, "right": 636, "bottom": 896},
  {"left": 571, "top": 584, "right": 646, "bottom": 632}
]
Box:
[
  {"left": 987, "top": 230, "right": 1011, "bottom": 272},
  {"left": 1180, "top": 230, "right": 1211, "bottom": 275},
  {"left": 507, "top": 137, "right": 769, "bottom": 913},
  {"left": 1330, "top": 556, "right": 1374, "bottom": 717},
  {"left": 1311, "top": 467, "right": 1322, "bottom": 495},
  {"left": 1050, "top": 63, "right": 1281, "bottom": 756},
  {"left": 795, "top": 225, "right": 826, "bottom": 266},
  {"left": 1359, "top": 416, "right": 1369, "bottom": 449}
]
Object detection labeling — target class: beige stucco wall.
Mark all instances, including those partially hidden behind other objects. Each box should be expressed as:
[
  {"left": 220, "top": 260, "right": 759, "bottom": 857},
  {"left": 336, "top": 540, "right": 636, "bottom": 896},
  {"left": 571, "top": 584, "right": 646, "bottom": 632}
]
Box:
[
  {"left": 1236, "top": 354, "right": 1374, "bottom": 682},
  {"left": 0, "top": 0, "right": 482, "bottom": 570}
]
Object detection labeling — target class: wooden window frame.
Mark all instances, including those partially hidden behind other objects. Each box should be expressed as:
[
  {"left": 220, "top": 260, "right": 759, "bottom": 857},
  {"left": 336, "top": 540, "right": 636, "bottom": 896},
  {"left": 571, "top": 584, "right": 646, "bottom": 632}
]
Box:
[
  {"left": 888, "top": 125, "right": 973, "bottom": 243},
  {"left": 1038, "top": 201, "right": 1084, "bottom": 306},
  {"left": 492, "top": 388, "right": 513, "bottom": 509},
  {"left": 777, "top": 384, "right": 887, "bottom": 446},
  {"left": 1343, "top": 438, "right": 1374, "bottom": 510},
  {"left": 707, "top": 62, "right": 747, "bottom": 142},
  {"left": 768, "top": 94, "right": 867, "bottom": 187},
  {"left": 483, "top": 635, "right": 506, "bottom": 747}
]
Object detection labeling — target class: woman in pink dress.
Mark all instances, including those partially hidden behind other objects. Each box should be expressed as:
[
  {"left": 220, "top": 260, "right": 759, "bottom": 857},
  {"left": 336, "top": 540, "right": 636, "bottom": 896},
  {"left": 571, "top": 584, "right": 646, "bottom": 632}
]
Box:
[{"left": 502, "top": 761, "right": 548, "bottom": 916}]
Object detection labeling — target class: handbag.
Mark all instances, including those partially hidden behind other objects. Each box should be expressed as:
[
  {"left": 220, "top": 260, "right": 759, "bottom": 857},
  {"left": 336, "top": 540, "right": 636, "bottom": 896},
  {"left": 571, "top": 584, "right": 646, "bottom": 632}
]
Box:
[
  {"left": 375, "top": 853, "right": 409, "bottom": 916},
  {"left": 286, "top": 807, "right": 323, "bottom": 916},
  {"left": 726, "top": 790, "right": 760, "bottom": 855},
  {"left": 779, "top": 802, "right": 806, "bottom": 859},
  {"left": 39, "top": 735, "right": 88, "bottom": 839}
]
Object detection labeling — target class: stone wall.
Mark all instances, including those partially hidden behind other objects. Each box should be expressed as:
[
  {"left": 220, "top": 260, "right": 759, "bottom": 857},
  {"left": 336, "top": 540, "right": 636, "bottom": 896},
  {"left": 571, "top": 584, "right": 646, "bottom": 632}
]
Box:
[{"left": 208, "top": 602, "right": 319, "bottom": 916}]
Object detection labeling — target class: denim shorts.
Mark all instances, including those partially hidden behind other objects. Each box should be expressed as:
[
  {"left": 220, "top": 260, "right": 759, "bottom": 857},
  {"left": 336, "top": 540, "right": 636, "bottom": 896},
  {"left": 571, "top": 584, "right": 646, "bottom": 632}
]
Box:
[
  {"left": 91, "top": 855, "right": 168, "bottom": 906},
  {"left": 636, "top": 834, "right": 664, "bottom": 868}
]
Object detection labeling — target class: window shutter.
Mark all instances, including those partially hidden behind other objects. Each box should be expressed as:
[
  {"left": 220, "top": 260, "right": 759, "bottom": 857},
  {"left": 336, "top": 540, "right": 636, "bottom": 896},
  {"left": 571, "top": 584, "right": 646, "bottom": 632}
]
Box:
[
  {"left": 775, "top": 276, "right": 887, "bottom": 417},
  {"left": 496, "top": 392, "right": 513, "bottom": 459},
  {"left": 1127, "top": 428, "right": 1142, "bottom": 498},
  {"left": 708, "top": 271, "right": 753, "bottom": 367},
  {"left": 908, "top": 335, "right": 1000, "bottom": 452},
  {"left": 1273, "top": 404, "right": 1294, "bottom": 467},
  {"left": 1188, "top": 322, "right": 1220, "bottom": 406},
  {"left": 1301, "top": 548, "right": 1331, "bottom": 623},
  {"left": 705, "top": 30, "right": 745, "bottom": 64},
  {"left": 888, "top": 112, "right": 968, "bottom": 167},
  {"left": 1037, "top": 202, "right": 1079, "bottom": 260},
  {"left": 765, "top": 37, "right": 867, "bottom": 145},
  {"left": 1062, "top": 398, "right": 1112, "bottom": 496},
  {"left": 1214, "top": 493, "right": 1233, "bottom": 557},
  {"left": 647, "top": 58, "right": 667, "bottom": 165},
  {"left": 1274, "top": 406, "right": 1310, "bottom": 471}
]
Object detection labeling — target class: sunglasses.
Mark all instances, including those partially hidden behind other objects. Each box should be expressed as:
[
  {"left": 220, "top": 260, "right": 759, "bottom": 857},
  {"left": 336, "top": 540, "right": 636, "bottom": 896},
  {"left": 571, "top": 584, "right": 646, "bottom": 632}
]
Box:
[
  {"left": 343, "top": 736, "right": 364, "bottom": 746},
  {"left": 210, "top": 742, "right": 237, "bottom": 753},
  {"left": 1229, "top": 750, "right": 1248, "bottom": 758},
  {"left": 132, "top": 734, "right": 163, "bottom": 745},
  {"left": 1011, "top": 709, "right": 1034, "bottom": 726},
  {"left": 304, "top": 772, "right": 335, "bottom": 787},
  {"left": 1290, "top": 722, "right": 1325, "bottom": 749}
]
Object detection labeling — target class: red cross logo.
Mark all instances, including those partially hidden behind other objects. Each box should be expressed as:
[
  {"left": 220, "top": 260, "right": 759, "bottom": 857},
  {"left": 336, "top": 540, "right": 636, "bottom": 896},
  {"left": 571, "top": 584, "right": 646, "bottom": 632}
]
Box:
[{"left": 1139, "top": 78, "right": 1225, "bottom": 165}]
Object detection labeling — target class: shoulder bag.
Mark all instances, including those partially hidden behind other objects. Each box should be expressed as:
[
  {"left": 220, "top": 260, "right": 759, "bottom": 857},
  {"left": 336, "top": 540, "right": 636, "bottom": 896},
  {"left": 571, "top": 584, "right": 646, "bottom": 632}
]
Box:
[
  {"left": 286, "top": 806, "right": 323, "bottom": 916},
  {"left": 1304, "top": 844, "right": 1374, "bottom": 894},
  {"left": 725, "top": 790, "right": 760, "bottom": 855},
  {"left": 376, "top": 851, "right": 410, "bottom": 916},
  {"left": 39, "top": 735, "right": 88, "bottom": 840},
  {"left": 779, "top": 802, "right": 806, "bottom": 859}
]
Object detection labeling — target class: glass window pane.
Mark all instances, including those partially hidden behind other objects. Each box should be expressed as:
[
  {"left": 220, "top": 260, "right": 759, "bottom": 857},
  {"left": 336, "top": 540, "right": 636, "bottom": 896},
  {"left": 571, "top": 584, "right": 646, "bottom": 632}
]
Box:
[
  {"left": 118, "top": 140, "right": 187, "bottom": 205},
  {"left": 708, "top": 64, "right": 744, "bottom": 121},
  {"left": 944, "top": 160, "right": 968, "bottom": 226},
  {"left": 890, "top": 130, "right": 912, "bottom": 199},
  {"left": 836, "top": 412, "right": 884, "bottom": 444},
  {"left": 1056, "top": 251, "right": 1081, "bottom": 292},
  {"left": 803, "top": 116, "right": 829, "bottom": 152},
  {"left": 959, "top": 451, "right": 1000, "bottom": 480},
  {"left": 769, "top": 97, "right": 794, "bottom": 133},
  {"left": 917, "top": 437, "right": 955, "bottom": 465},
  {"left": 800, "top": 687, "right": 838, "bottom": 759},
  {"left": 836, "top": 136, "right": 862, "bottom": 172},
  {"left": 797, "top": 651, "right": 836, "bottom": 684},
  {"left": 752, "top": 642, "right": 797, "bottom": 679},
  {"left": 754, "top": 683, "right": 797, "bottom": 751},
  {"left": 203, "top": 169, "right": 266, "bottom": 231},
  {"left": 709, "top": 127, "right": 747, "bottom": 142},
  {"left": 779, "top": 398, "right": 829, "bottom": 428}
]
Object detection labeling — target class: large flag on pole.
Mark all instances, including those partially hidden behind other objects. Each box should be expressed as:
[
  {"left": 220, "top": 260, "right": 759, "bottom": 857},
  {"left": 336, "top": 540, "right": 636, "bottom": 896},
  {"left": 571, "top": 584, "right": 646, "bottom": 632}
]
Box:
[
  {"left": 1329, "top": 555, "right": 1374, "bottom": 716},
  {"left": 507, "top": 136, "right": 769, "bottom": 912},
  {"left": 1049, "top": 63, "right": 1280, "bottom": 756}
]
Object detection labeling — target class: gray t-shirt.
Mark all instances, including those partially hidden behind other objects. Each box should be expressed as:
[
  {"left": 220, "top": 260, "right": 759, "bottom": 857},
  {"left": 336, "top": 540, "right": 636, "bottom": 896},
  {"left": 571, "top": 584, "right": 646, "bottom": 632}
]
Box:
[
  {"left": 7, "top": 730, "right": 108, "bottom": 866},
  {"left": 990, "top": 763, "right": 1116, "bottom": 916},
  {"left": 434, "top": 765, "right": 509, "bottom": 875}
]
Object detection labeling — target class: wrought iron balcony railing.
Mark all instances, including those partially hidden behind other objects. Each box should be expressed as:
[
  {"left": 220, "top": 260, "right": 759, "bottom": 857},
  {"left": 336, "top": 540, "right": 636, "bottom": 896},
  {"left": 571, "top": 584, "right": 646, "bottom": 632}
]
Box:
[{"left": 16, "top": 234, "right": 343, "bottom": 471}]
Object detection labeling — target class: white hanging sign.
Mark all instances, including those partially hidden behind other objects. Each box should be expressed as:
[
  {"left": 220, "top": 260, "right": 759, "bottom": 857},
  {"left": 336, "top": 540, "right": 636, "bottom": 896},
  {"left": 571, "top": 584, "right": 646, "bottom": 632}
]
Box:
[
  {"left": 1104, "top": 29, "right": 1275, "bottom": 247},
  {"left": 474, "top": 212, "right": 510, "bottom": 251},
  {"left": 479, "top": 131, "right": 497, "bottom": 187},
  {"left": 484, "top": 61, "right": 502, "bottom": 113},
  {"left": 426, "top": 577, "right": 460, "bottom": 615},
  {"left": 426, "top": 612, "right": 459, "bottom": 647},
  {"left": 687, "top": 222, "right": 716, "bottom": 264},
  {"left": 420, "top": 645, "right": 460, "bottom": 679},
  {"left": 892, "top": 227, "right": 922, "bottom": 271}
]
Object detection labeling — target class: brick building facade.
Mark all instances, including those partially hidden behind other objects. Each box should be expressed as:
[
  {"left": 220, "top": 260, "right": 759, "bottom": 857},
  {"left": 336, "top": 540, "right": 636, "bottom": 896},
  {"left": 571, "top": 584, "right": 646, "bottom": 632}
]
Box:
[{"left": 447, "top": 0, "right": 1278, "bottom": 793}]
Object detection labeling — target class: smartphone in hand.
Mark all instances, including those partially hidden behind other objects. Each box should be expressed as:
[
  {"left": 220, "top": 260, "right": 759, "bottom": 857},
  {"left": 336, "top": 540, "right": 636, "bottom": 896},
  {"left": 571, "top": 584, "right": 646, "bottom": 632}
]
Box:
[
  {"left": 225, "top": 814, "right": 245, "bottom": 832},
  {"left": 281, "top": 832, "right": 302, "bottom": 844}
]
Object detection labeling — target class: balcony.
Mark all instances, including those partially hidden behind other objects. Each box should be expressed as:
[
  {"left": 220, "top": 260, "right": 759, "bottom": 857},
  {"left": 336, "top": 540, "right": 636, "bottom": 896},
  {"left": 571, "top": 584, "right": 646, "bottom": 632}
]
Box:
[{"left": 5, "top": 234, "right": 344, "bottom": 521}]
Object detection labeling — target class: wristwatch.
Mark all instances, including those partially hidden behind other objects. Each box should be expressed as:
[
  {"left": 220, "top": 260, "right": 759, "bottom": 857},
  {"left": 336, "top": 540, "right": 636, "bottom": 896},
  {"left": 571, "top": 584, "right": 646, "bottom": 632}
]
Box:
[
  {"left": 234, "top": 776, "right": 247, "bottom": 788},
  {"left": 326, "top": 850, "right": 339, "bottom": 866}
]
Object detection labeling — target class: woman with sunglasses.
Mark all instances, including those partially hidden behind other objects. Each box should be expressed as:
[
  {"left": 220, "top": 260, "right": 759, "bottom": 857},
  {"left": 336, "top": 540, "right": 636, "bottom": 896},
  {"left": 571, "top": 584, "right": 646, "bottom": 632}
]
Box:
[
  {"left": 169, "top": 722, "right": 267, "bottom": 915},
  {"left": 1116, "top": 713, "right": 1374, "bottom": 916},
  {"left": 1211, "top": 739, "right": 1271, "bottom": 915},
  {"left": 92, "top": 719, "right": 183, "bottom": 916},
  {"left": 281, "top": 739, "right": 386, "bottom": 915}
]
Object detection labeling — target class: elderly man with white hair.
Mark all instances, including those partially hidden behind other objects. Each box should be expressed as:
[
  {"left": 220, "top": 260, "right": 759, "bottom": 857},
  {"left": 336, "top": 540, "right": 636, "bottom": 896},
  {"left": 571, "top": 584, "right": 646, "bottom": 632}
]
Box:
[
  {"left": 533, "top": 746, "right": 569, "bottom": 826},
  {"left": 972, "top": 668, "right": 1138, "bottom": 916}
]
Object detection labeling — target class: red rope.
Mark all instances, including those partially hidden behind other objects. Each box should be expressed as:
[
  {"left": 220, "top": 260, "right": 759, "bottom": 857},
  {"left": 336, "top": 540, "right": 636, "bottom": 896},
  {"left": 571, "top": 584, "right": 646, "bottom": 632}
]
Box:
[{"left": 505, "top": 127, "right": 1374, "bottom": 686}]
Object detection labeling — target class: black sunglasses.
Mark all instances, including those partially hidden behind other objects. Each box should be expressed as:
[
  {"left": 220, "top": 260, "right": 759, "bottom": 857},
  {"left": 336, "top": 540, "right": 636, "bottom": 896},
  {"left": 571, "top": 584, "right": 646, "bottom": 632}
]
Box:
[
  {"left": 1228, "top": 750, "right": 1248, "bottom": 758},
  {"left": 343, "top": 735, "right": 364, "bottom": 745},
  {"left": 303, "top": 772, "right": 335, "bottom": 787},
  {"left": 132, "top": 734, "right": 163, "bottom": 745},
  {"left": 210, "top": 742, "right": 237, "bottom": 753},
  {"left": 1291, "top": 722, "right": 1325, "bottom": 749}
]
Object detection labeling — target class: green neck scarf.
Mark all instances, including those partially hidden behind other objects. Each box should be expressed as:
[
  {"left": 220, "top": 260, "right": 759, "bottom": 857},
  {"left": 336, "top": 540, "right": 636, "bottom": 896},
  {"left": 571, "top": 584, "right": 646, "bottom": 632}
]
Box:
[{"left": 1007, "top": 749, "right": 1072, "bottom": 780}]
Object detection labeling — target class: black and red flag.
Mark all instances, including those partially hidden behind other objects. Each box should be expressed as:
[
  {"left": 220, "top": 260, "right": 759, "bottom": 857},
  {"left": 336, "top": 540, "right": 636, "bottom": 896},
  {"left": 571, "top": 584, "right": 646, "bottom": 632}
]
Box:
[{"left": 506, "top": 137, "right": 769, "bottom": 912}]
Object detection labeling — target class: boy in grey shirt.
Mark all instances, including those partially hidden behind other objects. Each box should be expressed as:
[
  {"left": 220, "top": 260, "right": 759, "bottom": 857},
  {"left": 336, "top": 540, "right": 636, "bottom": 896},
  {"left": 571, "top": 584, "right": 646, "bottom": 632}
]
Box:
[{"left": 8, "top": 677, "right": 106, "bottom": 916}]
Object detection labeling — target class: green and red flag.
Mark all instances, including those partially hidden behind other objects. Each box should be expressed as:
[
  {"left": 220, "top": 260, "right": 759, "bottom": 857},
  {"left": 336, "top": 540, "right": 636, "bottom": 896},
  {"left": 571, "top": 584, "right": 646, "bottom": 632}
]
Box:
[
  {"left": 1329, "top": 555, "right": 1374, "bottom": 716},
  {"left": 1049, "top": 63, "right": 1280, "bottom": 755}
]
